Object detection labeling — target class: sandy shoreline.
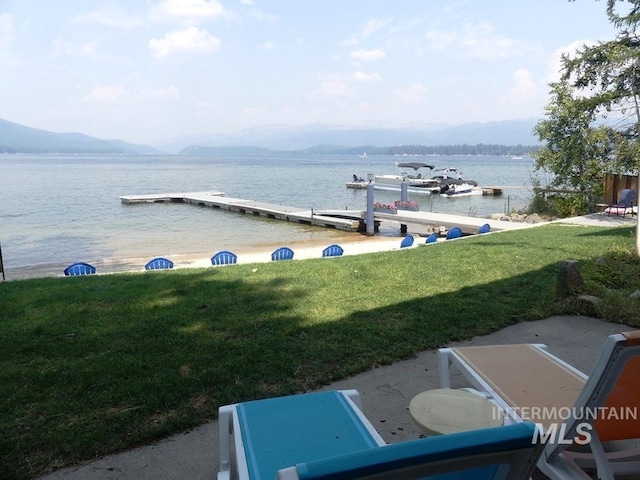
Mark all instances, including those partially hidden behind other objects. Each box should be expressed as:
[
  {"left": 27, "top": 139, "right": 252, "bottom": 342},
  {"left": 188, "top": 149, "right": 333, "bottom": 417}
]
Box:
[{"left": 3, "top": 231, "right": 413, "bottom": 282}]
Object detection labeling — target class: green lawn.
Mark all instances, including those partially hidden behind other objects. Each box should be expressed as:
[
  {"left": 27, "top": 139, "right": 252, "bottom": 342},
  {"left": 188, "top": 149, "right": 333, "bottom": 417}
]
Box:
[{"left": 1, "top": 224, "right": 638, "bottom": 479}]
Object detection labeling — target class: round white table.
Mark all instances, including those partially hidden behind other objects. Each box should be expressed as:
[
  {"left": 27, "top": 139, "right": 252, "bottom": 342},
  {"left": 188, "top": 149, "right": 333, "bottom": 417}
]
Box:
[{"left": 409, "top": 388, "right": 504, "bottom": 436}]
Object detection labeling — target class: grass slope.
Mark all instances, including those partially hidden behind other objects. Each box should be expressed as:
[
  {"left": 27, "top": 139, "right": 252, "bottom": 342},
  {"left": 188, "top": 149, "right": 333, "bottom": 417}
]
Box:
[{"left": 1, "top": 224, "right": 638, "bottom": 479}]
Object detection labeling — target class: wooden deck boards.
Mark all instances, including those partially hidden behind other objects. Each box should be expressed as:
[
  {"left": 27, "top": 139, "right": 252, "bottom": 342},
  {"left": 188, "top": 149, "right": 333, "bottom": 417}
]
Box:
[{"left": 120, "top": 191, "right": 532, "bottom": 234}]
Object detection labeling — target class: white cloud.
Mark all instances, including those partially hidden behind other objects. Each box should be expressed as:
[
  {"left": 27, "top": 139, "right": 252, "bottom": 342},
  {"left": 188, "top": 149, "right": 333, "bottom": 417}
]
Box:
[
  {"left": 350, "top": 48, "right": 386, "bottom": 61},
  {"left": 546, "top": 40, "right": 595, "bottom": 83},
  {"left": 509, "top": 68, "right": 536, "bottom": 100},
  {"left": 151, "top": 0, "right": 227, "bottom": 20},
  {"left": 259, "top": 41, "right": 278, "bottom": 50},
  {"left": 362, "top": 19, "right": 389, "bottom": 37},
  {"left": 352, "top": 71, "right": 381, "bottom": 82},
  {"left": 84, "top": 83, "right": 128, "bottom": 103},
  {"left": 143, "top": 86, "right": 181, "bottom": 99},
  {"left": 243, "top": 106, "right": 267, "bottom": 115},
  {"left": 245, "top": 7, "right": 278, "bottom": 22},
  {"left": 75, "top": 9, "right": 145, "bottom": 29},
  {"left": 319, "top": 79, "right": 350, "bottom": 97},
  {"left": 395, "top": 83, "right": 427, "bottom": 103},
  {"left": 0, "top": 13, "right": 13, "bottom": 47},
  {"left": 149, "top": 27, "right": 221, "bottom": 58},
  {"left": 426, "top": 22, "right": 525, "bottom": 61},
  {"left": 51, "top": 38, "right": 98, "bottom": 57}
]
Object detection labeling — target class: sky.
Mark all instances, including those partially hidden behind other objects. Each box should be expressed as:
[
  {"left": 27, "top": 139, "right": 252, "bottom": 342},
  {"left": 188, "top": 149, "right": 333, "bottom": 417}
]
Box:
[{"left": 0, "top": 0, "right": 621, "bottom": 145}]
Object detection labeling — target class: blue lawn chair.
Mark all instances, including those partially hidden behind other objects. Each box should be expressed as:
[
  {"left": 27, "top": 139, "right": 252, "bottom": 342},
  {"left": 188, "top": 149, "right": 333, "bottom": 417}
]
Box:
[
  {"left": 400, "top": 235, "right": 414, "bottom": 248},
  {"left": 144, "top": 257, "right": 174, "bottom": 270},
  {"left": 63, "top": 262, "right": 96, "bottom": 276},
  {"left": 217, "top": 389, "right": 543, "bottom": 480},
  {"left": 322, "top": 244, "right": 344, "bottom": 257},
  {"left": 478, "top": 223, "right": 491, "bottom": 234},
  {"left": 211, "top": 250, "right": 238, "bottom": 266},
  {"left": 271, "top": 246, "right": 294, "bottom": 261},
  {"left": 446, "top": 227, "right": 463, "bottom": 240},
  {"left": 425, "top": 232, "right": 439, "bottom": 244}
]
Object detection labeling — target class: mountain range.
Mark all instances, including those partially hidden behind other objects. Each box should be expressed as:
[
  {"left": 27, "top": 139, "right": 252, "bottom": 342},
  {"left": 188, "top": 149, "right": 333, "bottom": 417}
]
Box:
[{"left": 0, "top": 117, "right": 541, "bottom": 155}]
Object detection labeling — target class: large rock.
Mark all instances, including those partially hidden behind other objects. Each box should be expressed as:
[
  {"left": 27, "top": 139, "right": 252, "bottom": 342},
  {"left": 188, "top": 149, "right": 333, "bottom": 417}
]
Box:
[{"left": 557, "top": 260, "right": 584, "bottom": 298}]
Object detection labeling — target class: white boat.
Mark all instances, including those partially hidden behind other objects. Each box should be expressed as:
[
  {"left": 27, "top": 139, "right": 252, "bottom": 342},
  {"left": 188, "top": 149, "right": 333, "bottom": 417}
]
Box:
[
  {"left": 373, "top": 162, "right": 440, "bottom": 194},
  {"left": 440, "top": 182, "right": 484, "bottom": 198},
  {"left": 346, "top": 173, "right": 368, "bottom": 189}
]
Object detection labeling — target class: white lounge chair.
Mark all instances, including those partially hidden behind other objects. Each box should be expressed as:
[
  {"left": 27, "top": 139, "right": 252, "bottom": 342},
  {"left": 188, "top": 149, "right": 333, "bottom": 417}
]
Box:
[{"left": 438, "top": 331, "right": 640, "bottom": 479}]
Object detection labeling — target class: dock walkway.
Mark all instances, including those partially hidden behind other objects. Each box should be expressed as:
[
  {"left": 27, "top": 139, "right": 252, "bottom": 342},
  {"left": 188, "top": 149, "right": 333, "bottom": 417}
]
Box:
[
  {"left": 120, "top": 191, "right": 362, "bottom": 232},
  {"left": 120, "top": 191, "right": 533, "bottom": 235}
]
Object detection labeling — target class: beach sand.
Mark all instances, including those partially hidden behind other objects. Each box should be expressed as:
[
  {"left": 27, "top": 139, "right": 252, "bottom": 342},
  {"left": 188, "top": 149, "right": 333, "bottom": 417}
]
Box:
[{"left": 3, "top": 228, "right": 419, "bottom": 282}]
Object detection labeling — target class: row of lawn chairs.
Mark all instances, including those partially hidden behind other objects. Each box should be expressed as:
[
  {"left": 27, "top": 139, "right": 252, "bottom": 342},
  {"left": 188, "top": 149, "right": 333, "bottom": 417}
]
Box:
[
  {"left": 400, "top": 223, "right": 491, "bottom": 248},
  {"left": 63, "top": 244, "right": 347, "bottom": 276},
  {"left": 64, "top": 224, "right": 493, "bottom": 276},
  {"left": 64, "top": 224, "right": 492, "bottom": 276}
]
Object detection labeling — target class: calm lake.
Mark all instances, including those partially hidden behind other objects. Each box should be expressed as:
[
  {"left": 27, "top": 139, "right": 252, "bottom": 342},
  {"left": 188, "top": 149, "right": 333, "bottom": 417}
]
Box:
[{"left": 0, "top": 153, "right": 536, "bottom": 276}]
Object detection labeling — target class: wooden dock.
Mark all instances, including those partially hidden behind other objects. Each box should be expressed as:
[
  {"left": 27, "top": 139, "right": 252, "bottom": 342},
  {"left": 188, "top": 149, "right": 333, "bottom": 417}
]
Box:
[
  {"left": 120, "top": 191, "right": 364, "bottom": 232},
  {"left": 120, "top": 191, "right": 532, "bottom": 236}
]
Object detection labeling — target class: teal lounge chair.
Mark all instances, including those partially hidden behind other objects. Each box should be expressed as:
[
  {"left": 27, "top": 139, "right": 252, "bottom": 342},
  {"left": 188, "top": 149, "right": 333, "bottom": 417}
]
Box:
[
  {"left": 211, "top": 250, "right": 238, "bottom": 266},
  {"left": 217, "top": 389, "right": 543, "bottom": 480},
  {"left": 144, "top": 257, "right": 174, "bottom": 270}
]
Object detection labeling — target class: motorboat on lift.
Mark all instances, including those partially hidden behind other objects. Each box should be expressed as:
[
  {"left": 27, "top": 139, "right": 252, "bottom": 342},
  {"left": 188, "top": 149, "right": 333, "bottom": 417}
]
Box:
[
  {"left": 432, "top": 167, "right": 478, "bottom": 188},
  {"left": 440, "top": 182, "right": 483, "bottom": 198},
  {"left": 373, "top": 162, "right": 440, "bottom": 194}
]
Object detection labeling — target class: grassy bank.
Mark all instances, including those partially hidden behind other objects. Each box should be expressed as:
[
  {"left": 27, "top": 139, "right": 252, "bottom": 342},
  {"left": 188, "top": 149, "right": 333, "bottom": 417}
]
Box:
[{"left": 1, "top": 224, "right": 638, "bottom": 479}]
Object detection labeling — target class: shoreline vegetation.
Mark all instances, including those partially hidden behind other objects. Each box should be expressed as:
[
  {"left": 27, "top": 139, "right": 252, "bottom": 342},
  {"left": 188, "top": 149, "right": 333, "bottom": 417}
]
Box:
[{"left": 1, "top": 223, "right": 639, "bottom": 479}]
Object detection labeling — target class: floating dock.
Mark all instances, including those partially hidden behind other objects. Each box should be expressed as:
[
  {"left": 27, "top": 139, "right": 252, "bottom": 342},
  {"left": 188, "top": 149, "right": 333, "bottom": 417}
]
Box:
[
  {"left": 120, "top": 191, "right": 532, "bottom": 236},
  {"left": 120, "top": 191, "right": 363, "bottom": 232}
]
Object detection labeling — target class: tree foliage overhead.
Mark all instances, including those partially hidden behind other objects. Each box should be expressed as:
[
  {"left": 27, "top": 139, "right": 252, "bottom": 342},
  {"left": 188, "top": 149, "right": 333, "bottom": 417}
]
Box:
[
  {"left": 533, "top": 0, "right": 640, "bottom": 253},
  {"left": 534, "top": 0, "right": 640, "bottom": 194}
]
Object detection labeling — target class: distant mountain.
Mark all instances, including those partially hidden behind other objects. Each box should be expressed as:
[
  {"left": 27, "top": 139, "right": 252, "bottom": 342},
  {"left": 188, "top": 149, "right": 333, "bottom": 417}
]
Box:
[
  {"left": 0, "top": 118, "right": 162, "bottom": 154},
  {"left": 166, "top": 119, "right": 541, "bottom": 153}
]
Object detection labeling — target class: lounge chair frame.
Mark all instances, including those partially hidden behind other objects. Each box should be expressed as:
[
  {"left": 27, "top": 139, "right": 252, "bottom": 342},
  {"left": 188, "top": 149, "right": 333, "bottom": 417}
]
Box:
[
  {"left": 438, "top": 332, "right": 640, "bottom": 480},
  {"left": 605, "top": 188, "right": 636, "bottom": 217},
  {"left": 218, "top": 389, "right": 543, "bottom": 480}
]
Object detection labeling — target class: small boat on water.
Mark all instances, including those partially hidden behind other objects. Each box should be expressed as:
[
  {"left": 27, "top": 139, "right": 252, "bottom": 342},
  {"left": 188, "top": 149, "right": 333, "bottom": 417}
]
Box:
[
  {"left": 346, "top": 173, "right": 368, "bottom": 189},
  {"left": 373, "top": 162, "right": 440, "bottom": 194},
  {"left": 440, "top": 182, "right": 483, "bottom": 198}
]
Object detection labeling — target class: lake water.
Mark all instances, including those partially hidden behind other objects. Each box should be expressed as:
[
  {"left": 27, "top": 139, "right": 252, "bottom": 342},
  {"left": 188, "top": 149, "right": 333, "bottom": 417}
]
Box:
[{"left": 0, "top": 153, "right": 536, "bottom": 276}]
